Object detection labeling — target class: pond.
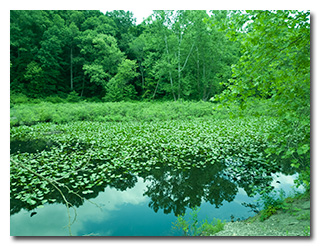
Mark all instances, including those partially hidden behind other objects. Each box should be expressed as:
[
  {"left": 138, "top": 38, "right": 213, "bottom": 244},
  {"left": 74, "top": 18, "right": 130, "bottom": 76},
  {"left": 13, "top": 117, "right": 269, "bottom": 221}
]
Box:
[
  {"left": 10, "top": 119, "right": 305, "bottom": 236},
  {"left": 10, "top": 168, "right": 303, "bottom": 236}
]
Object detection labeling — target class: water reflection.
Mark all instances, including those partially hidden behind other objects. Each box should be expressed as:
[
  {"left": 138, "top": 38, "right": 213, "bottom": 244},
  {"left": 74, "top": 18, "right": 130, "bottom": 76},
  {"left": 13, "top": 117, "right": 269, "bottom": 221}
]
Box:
[
  {"left": 11, "top": 154, "right": 286, "bottom": 217},
  {"left": 11, "top": 138, "right": 303, "bottom": 236},
  {"left": 10, "top": 172, "right": 302, "bottom": 236},
  {"left": 141, "top": 164, "right": 238, "bottom": 216},
  {"left": 10, "top": 139, "right": 57, "bottom": 154}
]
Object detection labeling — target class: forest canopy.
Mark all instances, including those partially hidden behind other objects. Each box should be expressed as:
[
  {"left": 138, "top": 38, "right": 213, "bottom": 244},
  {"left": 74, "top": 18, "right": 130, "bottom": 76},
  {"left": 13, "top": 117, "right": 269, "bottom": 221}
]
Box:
[
  {"left": 10, "top": 10, "right": 242, "bottom": 101},
  {"left": 10, "top": 10, "right": 309, "bottom": 104}
]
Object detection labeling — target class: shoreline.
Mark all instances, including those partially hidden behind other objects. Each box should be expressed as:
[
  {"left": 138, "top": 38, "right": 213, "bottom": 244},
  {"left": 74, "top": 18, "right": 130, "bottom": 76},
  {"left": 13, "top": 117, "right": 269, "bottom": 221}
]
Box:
[{"left": 212, "top": 194, "right": 310, "bottom": 236}]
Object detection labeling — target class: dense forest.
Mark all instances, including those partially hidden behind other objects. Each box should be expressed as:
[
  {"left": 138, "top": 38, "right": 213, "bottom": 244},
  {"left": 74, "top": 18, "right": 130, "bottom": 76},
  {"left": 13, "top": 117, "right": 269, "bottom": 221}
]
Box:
[{"left": 10, "top": 10, "right": 241, "bottom": 101}]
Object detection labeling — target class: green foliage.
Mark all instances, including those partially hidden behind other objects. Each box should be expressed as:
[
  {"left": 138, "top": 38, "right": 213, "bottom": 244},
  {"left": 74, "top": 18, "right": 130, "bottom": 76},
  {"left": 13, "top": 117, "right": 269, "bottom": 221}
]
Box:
[
  {"left": 136, "top": 10, "right": 240, "bottom": 101},
  {"left": 10, "top": 93, "right": 30, "bottom": 104},
  {"left": 11, "top": 99, "right": 281, "bottom": 126},
  {"left": 258, "top": 190, "right": 290, "bottom": 221},
  {"left": 303, "top": 226, "right": 310, "bottom": 236},
  {"left": 81, "top": 33, "right": 124, "bottom": 88},
  {"left": 259, "top": 205, "right": 278, "bottom": 222},
  {"left": 45, "top": 95, "right": 66, "bottom": 103},
  {"left": 172, "top": 207, "right": 225, "bottom": 236},
  {"left": 66, "top": 91, "right": 81, "bottom": 102},
  {"left": 10, "top": 101, "right": 219, "bottom": 126},
  {"left": 103, "top": 59, "right": 138, "bottom": 101},
  {"left": 199, "top": 219, "right": 225, "bottom": 236},
  {"left": 23, "top": 61, "right": 45, "bottom": 96},
  {"left": 10, "top": 10, "right": 240, "bottom": 101},
  {"left": 215, "top": 10, "right": 310, "bottom": 191}
]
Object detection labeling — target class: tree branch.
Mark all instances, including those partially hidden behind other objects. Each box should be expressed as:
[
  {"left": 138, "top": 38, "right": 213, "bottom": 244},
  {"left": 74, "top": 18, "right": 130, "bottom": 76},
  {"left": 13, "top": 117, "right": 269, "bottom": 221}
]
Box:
[{"left": 11, "top": 159, "right": 76, "bottom": 235}]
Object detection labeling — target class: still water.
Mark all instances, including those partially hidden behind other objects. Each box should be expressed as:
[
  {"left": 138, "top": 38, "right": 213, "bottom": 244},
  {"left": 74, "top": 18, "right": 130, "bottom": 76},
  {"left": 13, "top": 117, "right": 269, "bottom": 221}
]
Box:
[{"left": 10, "top": 171, "right": 303, "bottom": 236}]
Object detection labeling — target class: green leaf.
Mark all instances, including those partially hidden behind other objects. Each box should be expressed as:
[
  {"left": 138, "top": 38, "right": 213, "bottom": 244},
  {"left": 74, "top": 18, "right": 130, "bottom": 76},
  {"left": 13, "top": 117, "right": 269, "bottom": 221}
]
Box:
[
  {"left": 297, "top": 144, "right": 310, "bottom": 155},
  {"left": 82, "top": 190, "right": 94, "bottom": 194},
  {"left": 26, "top": 197, "right": 37, "bottom": 205}
]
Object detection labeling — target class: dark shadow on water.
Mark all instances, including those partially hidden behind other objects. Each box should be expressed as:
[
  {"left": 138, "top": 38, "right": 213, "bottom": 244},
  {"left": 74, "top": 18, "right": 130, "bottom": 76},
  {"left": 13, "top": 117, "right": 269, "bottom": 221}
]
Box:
[{"left": 10, "top": 139, "right": 58, "bottom": 154}]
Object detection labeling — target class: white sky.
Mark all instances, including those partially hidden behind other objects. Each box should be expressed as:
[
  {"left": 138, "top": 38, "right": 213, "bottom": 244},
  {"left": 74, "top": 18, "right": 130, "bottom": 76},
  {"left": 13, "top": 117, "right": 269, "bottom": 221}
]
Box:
[
  {"left": 130, "top": 9, "right": 154, "bottom": 24},
  {"left": 100, "top": 9, "right": 154, "bottom": 24}
]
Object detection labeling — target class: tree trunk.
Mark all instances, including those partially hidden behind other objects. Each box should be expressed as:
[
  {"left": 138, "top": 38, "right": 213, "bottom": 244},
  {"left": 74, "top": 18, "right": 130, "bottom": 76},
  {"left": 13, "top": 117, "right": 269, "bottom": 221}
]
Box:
[
  {"left": 164, "top": 35, "right": 176, "bottom": 101},
  {"left": 177, "top": 40, "right": 194, "bottom": 100},
  {"left": 70, "top": 47, "right": 73, "bottom": 91},
  {"left": 202, "top": 60, "right": 206, "bottom": 100},
  {"left": 152, "top": 80, "right": 160, "bottom": 100},
  {"left": 177, "top": 32, "right": 182, "bottom": 100},
  {"left": 80, "top": 77, "right": 85, "bottom": 97},
  {"left": 138, "top": 61, "right": 145, "bottom": 92},
  {"left": 196, "top": 46, "right": 200, "bottom": 98}
]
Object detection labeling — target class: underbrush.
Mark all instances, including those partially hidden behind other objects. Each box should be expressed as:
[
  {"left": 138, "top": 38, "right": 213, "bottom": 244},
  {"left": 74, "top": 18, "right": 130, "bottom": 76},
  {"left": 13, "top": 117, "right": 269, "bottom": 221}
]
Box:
[
  {"left": 10, "top": 95, "right": 281, "bottom": 127},
  {"left": 10, "top": 101, "right": 226, "bottom": 126},
  {"left": 172, "top": 206, "right": 225, "bottom": 236},
  {"left": 245, "top": 190, "right": 310, "bottom": 223}
]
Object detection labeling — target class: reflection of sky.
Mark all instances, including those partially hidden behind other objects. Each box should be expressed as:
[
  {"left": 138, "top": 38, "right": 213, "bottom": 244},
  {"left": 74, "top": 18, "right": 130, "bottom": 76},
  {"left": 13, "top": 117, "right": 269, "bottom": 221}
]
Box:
[
  {"left": 10, "top": 173, "right": 305, "bottom": 236},
  {"left": 11, "top": 177, "right": 150, "bottom": 236},
  {"left": 10, "top": 204, "right": 69, "bottom": 236},
  {"left": 11, "top": 177, "right": 178, "bottom": 236},
  {"left": 271, "top": 172, "right": 305, "bottom": 193},
  {"left": 73, "top": 177, "right": 178, "bottom": 236}
]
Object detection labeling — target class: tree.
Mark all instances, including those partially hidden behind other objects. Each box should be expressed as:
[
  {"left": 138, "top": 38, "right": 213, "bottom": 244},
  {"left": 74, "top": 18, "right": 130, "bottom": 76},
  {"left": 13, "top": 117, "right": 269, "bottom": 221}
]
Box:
[
  {"left": 133, "top": 10, "right": 240, "bottom": 101},
  {"left": 10, "top": 10, "right": 51, "bottom": 95},
  {"left": 23, "top": 61, "right": 45, "bottom": 96},
  {"left": 129, "top": 33, "right": 147, "bottom": 96},
  {"left": 79, "top": 32, "right": 124, "bottom": 97},
  {"left": 10, "top": 10, "right": 241, "bottom": 101},
  {"left": 185, "top": 10, "right": 241, "bottom": 100},
  {"left": 103, "top": 59, "right": 138, "bottom": 101},
  {"left": 105, "top": 10, "right": 136, "bottom": 55},
  {"left": 135, "top": 10, "right": 195, "bottom": 101},
  {"left": 36, "top": 13, "right": 67, "bottom": 95},
  {"left": 216, "top": 10, "right": 310, "bottom": 190}
]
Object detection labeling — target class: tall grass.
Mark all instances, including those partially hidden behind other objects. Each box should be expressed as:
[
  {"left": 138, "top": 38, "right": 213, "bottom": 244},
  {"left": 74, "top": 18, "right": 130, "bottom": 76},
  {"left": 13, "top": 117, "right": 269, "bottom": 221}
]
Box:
[
  {"left": 10, "top": 98, "right": 278, "bottom": 127},
  {"left": 10, "top": 101, "right": 227, "bottom": 126}
]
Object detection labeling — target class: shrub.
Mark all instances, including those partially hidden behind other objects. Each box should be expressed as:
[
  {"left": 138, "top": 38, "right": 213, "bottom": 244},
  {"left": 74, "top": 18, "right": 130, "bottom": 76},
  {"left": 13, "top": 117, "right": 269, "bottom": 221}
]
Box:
[
  {"left": 45, "top": 96, "right": 66, "bottom": 103},
  {"left": 258, "top": 189, "right": 289, "bottom": 221},
  {"left": 66, "top": 91, "right": 81, "bottom": 102},
  {"left": 10, "top": 93, "right": 30, "bottom": 104},
  {"left": 172, "top": 207, "right": 225, "bottom": 236}
]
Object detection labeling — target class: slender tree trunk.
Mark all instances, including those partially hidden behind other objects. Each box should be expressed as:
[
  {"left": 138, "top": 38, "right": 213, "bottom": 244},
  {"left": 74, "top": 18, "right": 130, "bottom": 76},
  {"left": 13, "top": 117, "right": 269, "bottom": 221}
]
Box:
[
  {"left": 70, "top": 47, "right": 73, "bottom": 91},
  {"left": 196, "top": 46, "right": 200, "bottom": 98},
  {"left": 138, "top": 61, "right": 145, "bottom": 92},
  {"left": 80, "top": 77, "right": 85, "bottom": 97},
  {"left": 202, "top": 60, "right": 206, "bottom": 100},
  {"left": 204, "top": 84, "right": 212, "bottom": 101},
  {"left": 177, "top": 32, "right": 182, "bottom": 100},
  {"left": 164, "top": 35, "right": 176, "bottom": 101},
  {"left": 177, "top": 40, "right": 194, "bottom": 100},
  {"left": 152, "top": 80, "right": 160, "bottom": 100}
]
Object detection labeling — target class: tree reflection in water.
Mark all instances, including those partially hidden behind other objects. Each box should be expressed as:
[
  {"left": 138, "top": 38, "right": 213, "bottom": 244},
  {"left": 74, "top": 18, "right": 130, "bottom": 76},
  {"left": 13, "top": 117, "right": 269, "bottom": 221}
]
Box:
[
  {"left": 142, "top": 163, "right": 237, "bottom": 216},
  {"left": 11, "top": 154, "right": 281, "bottom": 218}
]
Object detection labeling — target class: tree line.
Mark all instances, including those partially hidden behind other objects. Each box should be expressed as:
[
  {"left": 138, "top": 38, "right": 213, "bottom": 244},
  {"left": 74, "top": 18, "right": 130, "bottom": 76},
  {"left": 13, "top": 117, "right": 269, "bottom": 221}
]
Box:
[{"left": 10, "top": 10, "right": 241, "bottom": 101}]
